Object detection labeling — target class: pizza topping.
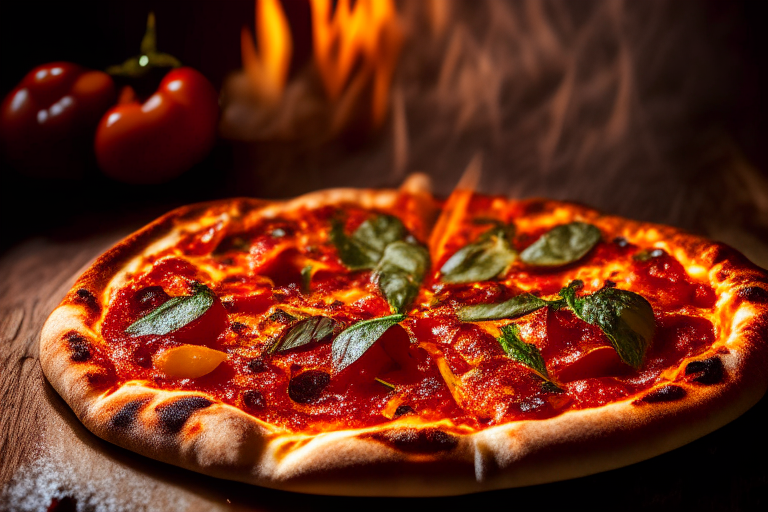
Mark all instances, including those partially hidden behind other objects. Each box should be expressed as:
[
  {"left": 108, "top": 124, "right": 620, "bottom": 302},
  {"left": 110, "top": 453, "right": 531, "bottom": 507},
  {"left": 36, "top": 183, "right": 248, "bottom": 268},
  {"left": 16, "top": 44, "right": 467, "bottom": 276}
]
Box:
[
  {"left": 247, "top": 357, "right": 268, "bottom": 373},
  {"left": 685, "top": 356, "right": 724, "bottom": 385},
  {"left": 330, "top": 214, "right": 406, "bottom": 270},
  {"left": 331, "top": 314, "right": 406, "bottom": 371},
  {"left": 439, "top": 224, "right": 516, "bottom": 283},
  {"left": 496, "top": 324, "right": 562, "bottom": 391},
  {"left": 560, "top": 281, "right": 655, "bottom": 369},
  {"left": 153, "top": 345, "right": 227, "bottom": 379},
  {"left": 393, "top": 404, "right": 414, "bottom": 417},
  {"left": 633, "top": 248, "right": 665, "bottom": 262},
  {"left": 132, "top": 286, "right": 171, "bottom": 314},
  {"left": 288, "top": 370, "right": 331, "bottom": 403},
  {"left": 271, "top": 316, "right": 337, "bottom": 353},
  {"left": 126, "top": 283, "right": 215, "bottom": 337},
  {"left": 457, "top": 293, "right": 549, "bottom": 322},
  {"left": 519, "top": 222, "right": 601, "bottom": 267},
  {"left": 94, "top": 196, "right": 725, "bottom": 432},
  {"left": 331, "top": 213, "right": 429, "bottom": 313},
  {"left": 242, "top": 390, "right": 267, "bottom": 411},
  {"left": 377, "top": 241, "right": 430, "bottom": 313}
]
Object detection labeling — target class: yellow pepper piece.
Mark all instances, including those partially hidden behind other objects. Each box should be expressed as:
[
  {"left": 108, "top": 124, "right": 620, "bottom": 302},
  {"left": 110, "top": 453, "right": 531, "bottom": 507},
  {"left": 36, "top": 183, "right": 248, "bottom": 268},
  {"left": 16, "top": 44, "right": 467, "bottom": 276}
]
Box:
[{"left": 154, "top": 345, "right": 227, "bottom": 379}]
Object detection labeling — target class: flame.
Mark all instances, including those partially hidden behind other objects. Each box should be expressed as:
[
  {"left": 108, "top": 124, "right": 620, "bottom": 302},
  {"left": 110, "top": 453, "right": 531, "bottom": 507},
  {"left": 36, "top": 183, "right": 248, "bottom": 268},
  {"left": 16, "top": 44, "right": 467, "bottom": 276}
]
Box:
[
  {"left": 241, "top": 0, "right": 293, "bottom": 104},
  {"left": 310, "top": 0, "right": 403, "bottom": 127}
]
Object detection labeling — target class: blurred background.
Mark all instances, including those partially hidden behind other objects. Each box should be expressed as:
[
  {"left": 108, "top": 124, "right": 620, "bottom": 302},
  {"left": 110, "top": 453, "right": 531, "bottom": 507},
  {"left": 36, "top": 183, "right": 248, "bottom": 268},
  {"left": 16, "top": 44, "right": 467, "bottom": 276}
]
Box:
[{"left": 1, "top": 0, "right": 767, "bottom": 261}]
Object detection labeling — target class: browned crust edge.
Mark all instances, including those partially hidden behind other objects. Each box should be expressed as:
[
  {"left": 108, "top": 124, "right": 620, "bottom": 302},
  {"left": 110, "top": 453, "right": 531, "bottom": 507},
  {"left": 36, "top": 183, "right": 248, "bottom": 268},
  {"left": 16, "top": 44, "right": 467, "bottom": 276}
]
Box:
[{"left": 39, "top": 191, "right": 768, "bottom": 497}]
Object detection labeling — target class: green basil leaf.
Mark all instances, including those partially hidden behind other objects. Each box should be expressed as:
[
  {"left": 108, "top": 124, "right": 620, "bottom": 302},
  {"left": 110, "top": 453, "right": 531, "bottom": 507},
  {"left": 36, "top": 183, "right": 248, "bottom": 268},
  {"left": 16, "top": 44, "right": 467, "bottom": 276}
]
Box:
[
  {"left": 126, "top": 283, "right": 214, "bottom": 336},
  {"left": 559, "top": 281, "right": 655, "bottom": 369},
  {"left": 440, "top": 226, "right": 517, "bottom": 283},
  {"left": 330, "top": 214, "right": 406, "bottom": 270},
  {"left": 377, "top": 241, "right": 430, "bottom": 313},
  {"left": 457, "top": 293, "right": 551, "bottom": 322},
  {"left": 497, "top": 324, "right": 561, "bottom": 391},
  {"left": 272, "top": 316, "right": 336, "bottom": 353},
  {"left": 520, "top": 222, "right": 602, "bottom": 267},
  {"left": 332, "top": 314, "right": 405, "bottom": 372},
  {"left": 353, "top": 214, "right": 406, "bottom": 255},
  {"left": 330, "top": 219, "right": 381, "bottom": 270}
]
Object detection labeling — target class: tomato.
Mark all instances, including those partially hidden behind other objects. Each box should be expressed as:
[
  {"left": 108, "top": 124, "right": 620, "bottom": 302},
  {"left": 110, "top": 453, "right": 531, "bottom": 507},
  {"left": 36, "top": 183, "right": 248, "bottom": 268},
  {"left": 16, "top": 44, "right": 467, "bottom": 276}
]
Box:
[
  {"left": 94, "top": 67, "right": 219, "bottom": 184},
  {"left": 1, "top": 62, "right": 115, "bottom": 178}
]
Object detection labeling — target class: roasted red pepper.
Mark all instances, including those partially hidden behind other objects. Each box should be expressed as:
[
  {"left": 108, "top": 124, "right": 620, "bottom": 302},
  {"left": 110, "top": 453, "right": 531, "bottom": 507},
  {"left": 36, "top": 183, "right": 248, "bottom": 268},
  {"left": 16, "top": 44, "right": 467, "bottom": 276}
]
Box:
[
  {"left": 94, "top": 67, "right": 219, "bottom": 184},
  {"left": 0, "top": 62, "right": 115, "bottom": 178},
  {"left": 93, "top": 13, "right": 219, "bottom": 184}
]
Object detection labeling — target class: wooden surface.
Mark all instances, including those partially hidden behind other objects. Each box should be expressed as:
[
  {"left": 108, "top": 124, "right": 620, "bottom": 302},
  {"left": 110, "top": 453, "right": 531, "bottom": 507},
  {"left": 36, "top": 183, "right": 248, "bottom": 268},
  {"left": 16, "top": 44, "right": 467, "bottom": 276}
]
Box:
[{"left": 1, "top": 217, "right": 768, "bottom": 512}]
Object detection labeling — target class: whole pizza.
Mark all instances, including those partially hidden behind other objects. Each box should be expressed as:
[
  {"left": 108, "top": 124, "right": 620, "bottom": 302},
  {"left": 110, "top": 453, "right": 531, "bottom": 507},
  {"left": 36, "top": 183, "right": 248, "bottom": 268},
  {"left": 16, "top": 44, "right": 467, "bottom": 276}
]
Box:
[{"left": 39, "top": 175, "right": 768, "bottom": 496}]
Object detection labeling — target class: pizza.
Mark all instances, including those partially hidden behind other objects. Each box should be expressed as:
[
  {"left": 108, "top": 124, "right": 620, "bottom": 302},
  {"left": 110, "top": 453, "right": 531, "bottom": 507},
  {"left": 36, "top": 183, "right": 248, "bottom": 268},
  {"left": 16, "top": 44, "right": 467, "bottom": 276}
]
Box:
[{"left": 39, "top": 174, "right": 768, "bottom": 496}]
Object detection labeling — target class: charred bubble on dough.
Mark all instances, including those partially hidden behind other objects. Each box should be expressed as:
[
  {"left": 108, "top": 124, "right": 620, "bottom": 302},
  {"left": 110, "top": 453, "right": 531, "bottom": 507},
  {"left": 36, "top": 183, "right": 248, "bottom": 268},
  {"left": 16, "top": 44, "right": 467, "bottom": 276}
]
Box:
[
  {"left": 367, "top": 428, "right": 459, "bottom": 454},
  {"left": 66, "top": 332, "right": 92, "bottom": 362},
  {"left": 110, "top": 398, "right": 150, "bottom": 429},
  {"left": 685, "top": 356, "right": 725, "bottom": 385},
  {"left": 156, "top": 396, "right": 213, "bottom": 434},
  {"left": 635, "top": 385, "right": 687, "bottom": 404}
]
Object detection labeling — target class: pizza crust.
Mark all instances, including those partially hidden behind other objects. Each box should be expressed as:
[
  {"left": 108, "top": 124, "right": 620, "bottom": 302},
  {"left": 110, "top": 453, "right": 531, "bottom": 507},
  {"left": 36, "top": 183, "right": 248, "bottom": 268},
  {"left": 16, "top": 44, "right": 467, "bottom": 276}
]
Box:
[{"left": 39, "top": 183, "right": 768, "bottom": 496}]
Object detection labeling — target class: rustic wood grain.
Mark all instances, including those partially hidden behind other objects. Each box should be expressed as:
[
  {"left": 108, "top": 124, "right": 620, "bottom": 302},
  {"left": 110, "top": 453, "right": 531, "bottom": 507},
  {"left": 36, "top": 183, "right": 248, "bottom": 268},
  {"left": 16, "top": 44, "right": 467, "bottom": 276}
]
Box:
[{"left": 1, "top": 222, "right": 767, "bottom": 512}]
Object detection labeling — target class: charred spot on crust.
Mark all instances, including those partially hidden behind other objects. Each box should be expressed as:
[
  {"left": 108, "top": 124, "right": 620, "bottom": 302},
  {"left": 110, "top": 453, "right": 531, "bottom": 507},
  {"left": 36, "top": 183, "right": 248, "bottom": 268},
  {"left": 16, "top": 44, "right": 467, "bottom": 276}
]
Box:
[
  {"left": 685, "top": 356, "right": 724, "bottom": 385},
  {"left": 110, "top": 399, "right": 149, "bottom": 429},
  {"left": 66, "top": 332, "right": 91, "bottom": 362},
  {"left": 613, "top": 236, "right": 629, "bottom": 247},
  {"left": 635, "top": 385, "right": 687, "bottom": 404},
  {"left": 738, "top": 286, "right": 768, "bottom": 304},
  {"left": 156, "top": 396, "right": 213, "bottom": 434},
  {"left": 367, "top": 428, "right": 459, "bottom": 453},
  {"left": 242, "top": 390, "right": 266, "bottom": 411},
  {"left": 288, "top": 370, "right": 330, "bottom": 404},
  {"left": 73, "top": 288, "right": 100, "bottom": 314},
  {"left": 393, "top": 405, "right": 414, "bottom": 418}
]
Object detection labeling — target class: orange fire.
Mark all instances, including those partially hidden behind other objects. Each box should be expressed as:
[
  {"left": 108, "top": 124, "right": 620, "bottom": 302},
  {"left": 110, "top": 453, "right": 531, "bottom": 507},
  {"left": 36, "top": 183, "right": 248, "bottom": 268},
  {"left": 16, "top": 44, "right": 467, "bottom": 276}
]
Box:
[
  {"left": 240, "top": 0, "right": 403, "bottom": 129},
  {"left": 241, "top": 0, "right": 293, "bottom": 105},
  {"left": 310, "top": 0, "right": 403, "bottom": 127}
]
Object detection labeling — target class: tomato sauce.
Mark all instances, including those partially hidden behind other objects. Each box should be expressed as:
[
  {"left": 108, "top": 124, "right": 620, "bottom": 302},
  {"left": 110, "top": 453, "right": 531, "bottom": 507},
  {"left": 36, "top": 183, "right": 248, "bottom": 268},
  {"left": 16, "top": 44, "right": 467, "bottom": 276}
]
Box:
[{"left": 99, "top": 200, "right": 717, "bottom": 433}]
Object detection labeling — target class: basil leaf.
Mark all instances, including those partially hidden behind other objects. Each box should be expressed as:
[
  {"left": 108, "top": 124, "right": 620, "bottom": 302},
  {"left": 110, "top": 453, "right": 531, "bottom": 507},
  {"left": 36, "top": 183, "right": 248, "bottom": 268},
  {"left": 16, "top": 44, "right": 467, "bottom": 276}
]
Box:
[
  {"left": 559, "top": 281, "right": 655, "bottom": 369},
  {"left": 440, "top": 226, "right": 517, "bottom": 283},
  {"left": 498, "top": 324, "right": 561, "bottom": 391},
  {"left": 330, "top": 214, "right": 406, "bottom": 270},
  {"left": 332, "top": 314, "right": 405, "bottom": 372},
  {"left": 520, "top": 222, "right": 601, "bottom": 267},
  {"left": 377, "top": 241, "right": 430, "bottom": 313},
  {"left": 272, "top": 316, "right": 336, "bottom": 353},
  {"left": 126, "top": 283, "right": 214, "bottom": 336},
  {"left": 330, "top": 219, "right": 380, "bottom": 270},
  {"left": 457, "top": 293, "right": 550, "bottom": 322},
  {"left": 353, "top": 214, "right": 405, "bottom": 255}
]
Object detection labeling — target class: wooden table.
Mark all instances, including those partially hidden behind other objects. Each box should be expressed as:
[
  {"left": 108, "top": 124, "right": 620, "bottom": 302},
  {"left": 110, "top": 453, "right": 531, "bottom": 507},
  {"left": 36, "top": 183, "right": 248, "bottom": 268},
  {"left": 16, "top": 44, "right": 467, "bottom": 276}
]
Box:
[{"left": 1, "top": 207, "right": 767, "bottom": 512}]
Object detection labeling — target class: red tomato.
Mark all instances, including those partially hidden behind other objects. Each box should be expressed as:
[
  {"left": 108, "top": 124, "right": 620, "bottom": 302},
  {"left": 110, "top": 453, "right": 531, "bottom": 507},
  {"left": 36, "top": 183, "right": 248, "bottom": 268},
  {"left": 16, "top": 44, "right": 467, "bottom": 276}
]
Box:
[
  {"left": 94, "top": 67, "right": 219, "bottom": 184},
  {"left": 1, "top": 62, "right": 115, "bottom": 178}
]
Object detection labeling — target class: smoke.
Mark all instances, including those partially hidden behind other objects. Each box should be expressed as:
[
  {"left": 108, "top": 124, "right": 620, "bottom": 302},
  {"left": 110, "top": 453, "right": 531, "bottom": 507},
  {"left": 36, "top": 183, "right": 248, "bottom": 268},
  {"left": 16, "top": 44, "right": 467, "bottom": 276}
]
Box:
[{"left": 220, "top": 0, "right": 767, "bottom": 262}]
